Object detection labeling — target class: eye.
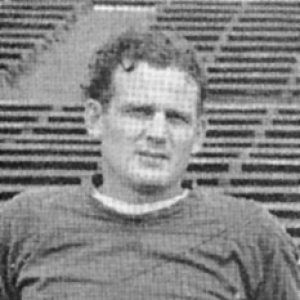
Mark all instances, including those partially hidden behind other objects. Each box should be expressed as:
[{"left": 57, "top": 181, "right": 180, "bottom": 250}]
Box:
[
  {"left": 124, "top": 106, "right": 153, "bottom": 119},
  {"left": 166, "top": 111, "right": 190, "bottom": 125}
]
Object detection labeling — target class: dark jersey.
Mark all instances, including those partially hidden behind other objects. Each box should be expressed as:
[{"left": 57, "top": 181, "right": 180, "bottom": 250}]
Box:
[{"left": 0, "top": 183, "right": 299, "bottom": 300}]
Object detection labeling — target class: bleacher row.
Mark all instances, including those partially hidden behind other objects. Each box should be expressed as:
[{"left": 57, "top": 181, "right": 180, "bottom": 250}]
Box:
[
  {"left": 0, "top": 102, "right": 298, "bottom": 247},
  {"left": 152, "top": 0, "right": 300, "bottom": 246},
  {"left": 93, "top": 0, "right": 161, "bottom": 6},
  {"left": 0, "top": 0, "right": 299, "bottom": 247},
  {"left": 0, "top": 0, "right": 89, "bottom": 87},
  {"left": 153, "top": 0, "right": 300, "bottom": 103},
  {"left": 2, "top": 0, "right": 300, "bottom": 101}
]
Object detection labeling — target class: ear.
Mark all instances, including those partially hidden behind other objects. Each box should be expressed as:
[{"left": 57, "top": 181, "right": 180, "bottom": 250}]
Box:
[
  {"left": 84, "top": 99, "right": 104, "bottom": 138},
  {"left": 191, "top": 117, "right": 206, "bottom": 154}
]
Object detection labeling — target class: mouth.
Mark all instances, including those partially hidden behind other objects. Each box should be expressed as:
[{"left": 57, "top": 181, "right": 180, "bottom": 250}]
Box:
[{"left": 138, "top": 151, "right": 169, "bottom": 160}]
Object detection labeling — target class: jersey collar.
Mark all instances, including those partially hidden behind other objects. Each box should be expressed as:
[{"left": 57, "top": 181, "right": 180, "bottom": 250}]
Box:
[{"left": 91, "top": 188, "right": 189, "bottom": 216}]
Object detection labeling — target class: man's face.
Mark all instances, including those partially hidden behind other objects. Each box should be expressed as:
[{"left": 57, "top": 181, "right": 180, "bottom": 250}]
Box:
[{"left": 92, "top": 62, "right": 200, "bottom": 193}]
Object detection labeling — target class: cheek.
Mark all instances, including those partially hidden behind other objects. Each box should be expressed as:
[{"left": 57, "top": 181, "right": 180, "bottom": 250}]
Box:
[
  {"left": 116, "top": 118, "right": 144, "bottom": 138},
  {"left": 173, "top": 134, "right": 196, "bottom": 162},
  {"left": 103, "top": 120, "right": 143, "bottom": 155},
  {"left": 173, "top": 130, "right": 195, "bottom": 151}
]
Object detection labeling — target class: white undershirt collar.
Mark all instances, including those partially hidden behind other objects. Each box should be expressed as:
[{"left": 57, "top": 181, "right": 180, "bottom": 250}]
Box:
[{"left": 92, "top": 188, "right": 189, "bottom": 216}]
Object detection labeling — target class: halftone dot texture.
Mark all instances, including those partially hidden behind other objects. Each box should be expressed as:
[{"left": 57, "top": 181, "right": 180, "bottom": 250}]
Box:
[
  {"left": 0, "top": 186, "right": 298, "bottom": 299},
  {"left": 99, "top": 62, "right": 199, "bottom": 197},
  {"left": 0, "top": 2, "right": 298, "bottom": 299},
  {"left": 82, "top": 29, "right": 206, "bottom": 115}
]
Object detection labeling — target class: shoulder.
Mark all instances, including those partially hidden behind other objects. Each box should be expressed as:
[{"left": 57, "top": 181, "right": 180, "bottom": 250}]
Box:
[
  {"left": 190, "top": 187, "right": 296, "bottom": 248},
  {"left": 4, "top": 185, "right": 88, "bottom": 209},
  {"left": 190, "top": 187, "right": 265, "bottom": 226},
  {"left": 188, "top": 188, "right": 299, "bottom": 296},
  {"left": 0, "top": 185, "right": 92, "bottom": 232}
]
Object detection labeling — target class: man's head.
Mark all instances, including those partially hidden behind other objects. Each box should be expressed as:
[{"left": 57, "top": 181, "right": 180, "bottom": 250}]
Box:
[
  {"left": 84, "top": 29, "right": 206, "bottom": 201},
  {"left": 82, "top": 28, "right": 206, "bottom": 116}
]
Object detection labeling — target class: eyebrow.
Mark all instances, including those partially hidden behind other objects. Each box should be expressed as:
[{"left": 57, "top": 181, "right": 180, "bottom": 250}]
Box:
[
  {"left": 165, "top": 109, "right": 193, "bottom": 123},
  {"left": 121, "top": 103, "right": 193, "bottom": 122},
  {"left": 121, "top": 103, "right": 154, "bottom": 113}
]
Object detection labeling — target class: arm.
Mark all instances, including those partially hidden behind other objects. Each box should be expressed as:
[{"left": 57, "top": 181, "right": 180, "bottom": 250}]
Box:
[
  {"left": 255, "top": 214, "right": 299, "bottom": 300},
  {"left": 0, "top": 204, "right": 13, "bottom": 300},
  {"left": 0, "top": 193, "right": 38, "bottom": 300}
]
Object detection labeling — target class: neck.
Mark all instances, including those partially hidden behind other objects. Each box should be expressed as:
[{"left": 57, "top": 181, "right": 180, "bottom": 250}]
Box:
[{"left": 98, "top": 172, "right": 183, "bottom": 206}]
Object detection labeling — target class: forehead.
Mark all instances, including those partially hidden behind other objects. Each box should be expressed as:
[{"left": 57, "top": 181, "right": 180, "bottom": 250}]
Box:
[{"left": 112, "top": 62, "right": 199, "bottom": 112}]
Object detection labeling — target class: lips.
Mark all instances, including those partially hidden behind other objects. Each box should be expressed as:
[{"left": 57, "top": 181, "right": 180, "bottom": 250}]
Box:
[{"left": 138, "top": 151, "right": 169, "bottom": 160}]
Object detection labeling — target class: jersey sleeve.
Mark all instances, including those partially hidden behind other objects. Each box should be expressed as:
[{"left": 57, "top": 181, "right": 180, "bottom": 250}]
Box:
[
  {"left": 254, "top": 211, "right": 300, "bottom": 300},
  {"left": 0, "top": 203, "right": 14, "bottom": 300},
  {"left": 0, "top": 192, "right": 40, "bottom": 300}
]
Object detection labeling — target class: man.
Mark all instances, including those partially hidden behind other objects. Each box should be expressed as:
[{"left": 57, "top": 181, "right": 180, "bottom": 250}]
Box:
[{"left": 0, "top": 29, "right": 299, "bottom": 300}]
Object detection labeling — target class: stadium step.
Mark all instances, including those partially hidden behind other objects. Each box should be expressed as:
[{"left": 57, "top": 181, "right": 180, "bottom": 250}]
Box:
[
  {"left": 0, "top": 36, "right": 48, "bottom": 49},
  {"left": 207, "top": 65, "right": 292, "bottom": 74},
  {"left": 162, "top": 1, "right": 241, "bottom": 7},
  {"left": 0, "top": 48, "right": 35, "bottom": 61},
  {"left": 207, "top": 85, "right": 287, "bottom": 96},
  {"left": 249, "top": 149, "right": 300, "bottom": 159},
  {"left": 157, "top": 11, "right": 237, "bottom": 18},
  {"left": 0, "top": 142, "right": 100, "bottom": 151},
  {"left": 177, "top": 33, "right": 220, "bottom": 42},
  {"left": 0, "top": 175, "right": 81, "bottom": 186},
  {"left": 0, "top": 19, "right": 57, "bottom": 30},
  {"left": 0, "top": 134, "right": 99, "bottom": 145},
  {"left": 0, "top": 164, "right": 97, "bottom": 174},
  {"left": 207, "top": 74, "right": 289, "bottom": 85},
  {"left": 221, "top": 44, "right": 300, "bottom": 52},
  {"left": 2, "top": 2, "right": 78, "bottom": 12},
  {"left": 214, "top": 54, "right": 296, "bottom": 64},
  {"left": 0, "top": 29, "right": 53, "bottom": 41},
  {"left": 157, "top": 15, "right": 232, "bottom": 23},
  {"left": 0, "top": 9, "right": 75, "bottom": 21},
  {"left": 244, "top": 8, "right": 300, "bottom": 15},
  {"left": 0, "top": 154, "right": 99, "bottom": 161},
  {"left": 232, "top": 25, "right": 300, "bottom": 32},
  {"left": 93, "top": 0, "right": 159, "bottom": 6},
  {"left": 0, "top": 38, "right": 46, "bottom": 52},
  {"left": 227, "top": 34, "right": 300, "bottom": 43},
  {"left": 248, "top": 1, "right": 300, "bottom": 8},
  {"left": 238, "top": 16, "right": 300, "bottom": 24},
  {"left": 159, "top": 7, "right": 239, "bottom": 14},
  {"left": 0, "top": 17, "right": 69, "bottom": 27},
  {"left": 206, "top": 117, "right": 263, "bottom": 125},
  {"left": 151, "top": 23, "right": 226, "bottom": 32}
]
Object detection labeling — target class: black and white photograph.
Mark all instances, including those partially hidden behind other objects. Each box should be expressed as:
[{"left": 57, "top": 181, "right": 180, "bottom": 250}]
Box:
[{"left": 0, "top": 0, "right": 299, "bottom": 299}]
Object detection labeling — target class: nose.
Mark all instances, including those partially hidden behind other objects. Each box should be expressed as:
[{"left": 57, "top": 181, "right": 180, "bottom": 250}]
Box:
[{"left": 146, "top": 111, "right": 168, "bottom": 143}]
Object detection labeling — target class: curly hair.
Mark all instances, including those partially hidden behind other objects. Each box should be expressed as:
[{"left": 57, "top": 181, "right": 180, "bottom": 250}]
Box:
[{"left": 82, "top": 28, "right": 206, "bottom": 116}]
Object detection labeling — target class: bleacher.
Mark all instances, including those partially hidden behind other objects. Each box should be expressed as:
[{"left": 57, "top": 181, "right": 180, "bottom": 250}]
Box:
[
  {"left": 0, "top": 0, "right": 299, "bottom": 248},
  {"left": 150, "top": 0, "right": 300, "bottom": 246},
  {"left": 0, "top": 102, "right": 298, "bottom": 248},
  {"left": 153, "top": 0, "right": 300, "bottom": 103},
  {"left": 0, "top": 0, "right": 89, "bottom": 87},
  {"left": 0, "top": 102, "right": 98, "bottom": 200},
  {"left": 93, "top": 0, "right": 161, "bottom": 7}
]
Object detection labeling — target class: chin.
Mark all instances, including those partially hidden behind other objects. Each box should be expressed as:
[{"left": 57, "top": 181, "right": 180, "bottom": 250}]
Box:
[
  {"left": 129, "top": 171, "right": 177, "bottom": 192},
  {"left": 132, "top": 182, "right": 171, "bottom": 195}
]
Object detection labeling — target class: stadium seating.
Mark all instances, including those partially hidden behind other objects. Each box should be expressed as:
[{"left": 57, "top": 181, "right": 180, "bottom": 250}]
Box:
[
  {"left": 0, "top": 103, "right": 99, "bottom": 200},
  {"left": 151, "top": 0, "right": 300, "bottom": 246},
  {"left": 154, "top": 0, "right": 300, "bottom": 103},
  {"left": 93, "top": 0, "right": 161, "bottom": 6},
  {"left": 0, "top": 0, "right": 299, "bottom": 247},
  {"left": 0, "top": 102, "right": 298, "bottom": 247},
  {"left": 0, "top": 0, "right": 89, "bottom": 87}
]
